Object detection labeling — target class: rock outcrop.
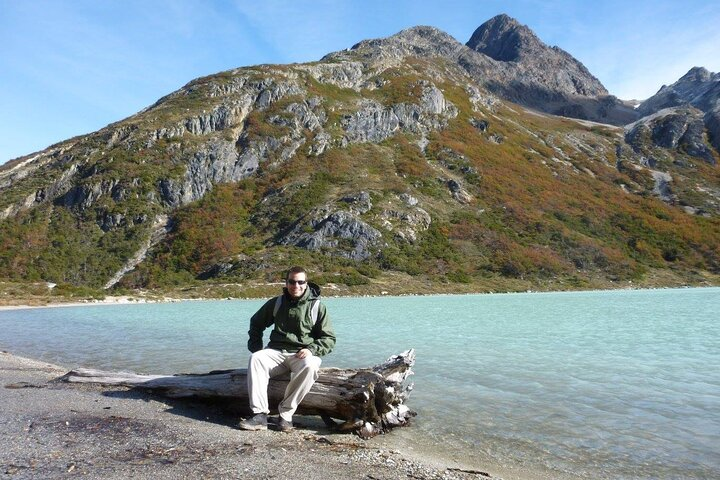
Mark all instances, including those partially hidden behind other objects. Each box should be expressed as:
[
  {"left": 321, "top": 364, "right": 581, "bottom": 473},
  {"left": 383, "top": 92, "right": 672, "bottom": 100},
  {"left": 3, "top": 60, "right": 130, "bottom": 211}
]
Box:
[
  {"left": 280, "top": 208, "right": 383, "bottom": 261},
  {"left": 638, "top": 67, "right": 720, "bottom": 158},
  {"left": 340, "top": 83, "right": 458, "bottom": 146},
  {"left": 625, "top": 107, "right": 716, "bottom": 164}
]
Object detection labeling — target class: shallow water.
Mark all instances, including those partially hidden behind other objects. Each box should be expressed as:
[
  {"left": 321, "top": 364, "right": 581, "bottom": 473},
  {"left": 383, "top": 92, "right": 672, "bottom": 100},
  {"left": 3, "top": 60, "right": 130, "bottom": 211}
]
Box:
[{"left": 1, "top": 287, "right": 718, "bottom": 479}]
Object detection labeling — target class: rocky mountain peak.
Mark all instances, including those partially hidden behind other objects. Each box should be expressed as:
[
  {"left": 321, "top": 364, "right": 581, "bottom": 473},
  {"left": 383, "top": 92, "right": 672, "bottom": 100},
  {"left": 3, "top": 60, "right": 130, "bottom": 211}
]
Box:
[
  {"left": 638, "top": 66, "right": 720, "bottom": 118},
  {"left": 458, "top": 13, "right": 621, "bottom": 125},
  {"left": 466, "top": 13, "right": 544, "bottom": 62},
  {"left": 679, "top": 66, "right": 713, "bottom": 83},
  {"left": 323, "top": 25, "right": 465, "bottom": 64}
]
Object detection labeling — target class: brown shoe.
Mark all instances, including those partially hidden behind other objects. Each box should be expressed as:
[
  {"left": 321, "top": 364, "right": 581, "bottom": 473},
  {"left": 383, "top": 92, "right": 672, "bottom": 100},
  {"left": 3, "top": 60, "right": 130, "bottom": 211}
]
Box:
[{"left": 238, "top": 413, "right": 267, "bottom": 431}]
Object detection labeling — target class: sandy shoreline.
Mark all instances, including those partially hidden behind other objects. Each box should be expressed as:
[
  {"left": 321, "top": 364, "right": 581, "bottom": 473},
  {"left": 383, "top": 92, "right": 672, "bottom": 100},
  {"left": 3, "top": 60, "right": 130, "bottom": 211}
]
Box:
[
  {"left": 0, "top": 296, "right": 184, "bottom": 311},
  {"left": 0, "top": 351, "right": 492, "bottom": 480}
]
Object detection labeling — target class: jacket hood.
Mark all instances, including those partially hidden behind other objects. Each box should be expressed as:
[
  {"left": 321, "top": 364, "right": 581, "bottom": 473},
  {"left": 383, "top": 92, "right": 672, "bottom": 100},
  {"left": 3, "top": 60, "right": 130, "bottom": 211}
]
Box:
[{"left": 308, "top": 281, "right": 321, "bottom": 298}]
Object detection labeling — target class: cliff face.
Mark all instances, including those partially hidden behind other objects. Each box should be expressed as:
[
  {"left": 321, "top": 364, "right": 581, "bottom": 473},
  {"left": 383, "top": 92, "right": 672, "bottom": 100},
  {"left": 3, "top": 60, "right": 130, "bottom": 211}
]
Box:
[{"left": 0, "top": 16, "right": 718, "bottom": 291}]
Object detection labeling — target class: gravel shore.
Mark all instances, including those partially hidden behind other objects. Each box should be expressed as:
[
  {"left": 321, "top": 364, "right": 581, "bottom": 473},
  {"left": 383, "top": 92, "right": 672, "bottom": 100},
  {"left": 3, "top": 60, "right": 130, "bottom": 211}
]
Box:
[{"left": 1, "top": 351, "right": 491, "bottom": 480}]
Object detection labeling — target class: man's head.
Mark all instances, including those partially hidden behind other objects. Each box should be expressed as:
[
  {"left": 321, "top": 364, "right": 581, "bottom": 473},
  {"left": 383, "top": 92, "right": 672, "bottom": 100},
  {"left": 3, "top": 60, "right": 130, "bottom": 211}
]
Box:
[{"left": 285, "top": 266, "right": 308, "bottom": 299}]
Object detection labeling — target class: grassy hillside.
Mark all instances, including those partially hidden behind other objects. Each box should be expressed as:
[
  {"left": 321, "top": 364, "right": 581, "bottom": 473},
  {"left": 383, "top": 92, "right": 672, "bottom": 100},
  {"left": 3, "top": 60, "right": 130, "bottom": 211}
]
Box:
[{"left": 1, "top": 58, "right": 718, "bottom": 301}]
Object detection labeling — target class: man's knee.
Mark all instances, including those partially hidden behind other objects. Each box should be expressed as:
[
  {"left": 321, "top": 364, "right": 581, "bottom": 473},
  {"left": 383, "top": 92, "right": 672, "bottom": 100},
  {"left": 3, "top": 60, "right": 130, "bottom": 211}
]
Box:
[
  {"left": 249, "top": 349, "right": 279, "bottom": 371},
  {"left": 301, "top": 356, "right": 321, "bottom": 376},
  {"left": 248, "top": 350, "right": 264, "bottom": 367}
]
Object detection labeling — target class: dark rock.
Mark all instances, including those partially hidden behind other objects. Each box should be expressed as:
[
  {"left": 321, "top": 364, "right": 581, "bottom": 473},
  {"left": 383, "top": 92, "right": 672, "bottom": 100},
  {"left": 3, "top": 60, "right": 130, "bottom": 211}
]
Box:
[
  {"left": 470, "top": 118, "right": 489, "bottom": 131},
  {"left": 462, "top": 15, "right": 637, "bottom": 125},
  {"left": 467, "top": 14, "right": 538, "bottom": 62},
  {"left": 324, "top": 16, "right": 630, "bottom": 125},
  {"left": 705, "top": 108, "right": 720, "bottom": 154},
  {"left": 100, "top": 212, "right": 126, "bottom": 232},
  {"left": 447, "top": 179, "right": 462, "bottom": 193},
  {"left": 447, "top": 179, "right": 473, "bottom": 203},
  {"left": 651, "top": 113, "right": 689, "bottom": 148},
  {"left": 679, "top": 119, "right": 715, "bottom": 163},
  {"left": 341, "top": 191, "right": 373, "bottom": 214},
  {"left": 625, "top": 107, "right": 716, "bottom": 164},
  {"left": 197, "top": 261, "right": 235, "bottom": 280},
  {"left": 554, "top": 104, "right": 587, "bottom": 119},
  {"left": 280, "top": 210, "right": 382, "bottom": 261}
]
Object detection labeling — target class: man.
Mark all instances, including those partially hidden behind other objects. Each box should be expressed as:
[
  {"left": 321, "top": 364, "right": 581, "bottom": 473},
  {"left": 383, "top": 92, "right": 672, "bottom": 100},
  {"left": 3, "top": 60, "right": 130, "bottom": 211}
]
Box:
[{"left": 239, "top": 266, "right": 336, "bottom": 432}]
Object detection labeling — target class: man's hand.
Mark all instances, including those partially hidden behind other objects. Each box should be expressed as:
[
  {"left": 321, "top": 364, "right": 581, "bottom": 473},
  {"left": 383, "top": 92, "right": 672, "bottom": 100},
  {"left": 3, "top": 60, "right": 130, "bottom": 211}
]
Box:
[{"left": 295, "top": 348, "right": 312, "bottom": 359}]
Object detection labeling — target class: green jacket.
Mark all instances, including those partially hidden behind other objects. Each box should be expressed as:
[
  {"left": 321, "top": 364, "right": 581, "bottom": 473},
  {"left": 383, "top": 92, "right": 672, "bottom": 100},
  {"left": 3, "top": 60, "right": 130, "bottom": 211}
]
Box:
[{"left": 248, "top": 282, "right": 336, "bottom": 356}]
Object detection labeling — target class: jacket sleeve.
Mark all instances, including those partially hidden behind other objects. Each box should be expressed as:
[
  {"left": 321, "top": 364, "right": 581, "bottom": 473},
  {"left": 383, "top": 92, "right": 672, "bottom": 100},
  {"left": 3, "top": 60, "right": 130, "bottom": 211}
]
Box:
[
  {"left": 248, "top": 298, "right": 276, "bottom": 353},
  {"left": 308, "top": 302, "right": 336, "bottom": 357}
]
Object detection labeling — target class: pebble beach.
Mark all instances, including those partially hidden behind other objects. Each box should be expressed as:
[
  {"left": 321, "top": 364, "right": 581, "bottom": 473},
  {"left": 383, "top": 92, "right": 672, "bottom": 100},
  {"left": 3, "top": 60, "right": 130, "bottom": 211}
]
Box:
[{"left": 0, "top": 351, "right": 489, "bottom": 480}]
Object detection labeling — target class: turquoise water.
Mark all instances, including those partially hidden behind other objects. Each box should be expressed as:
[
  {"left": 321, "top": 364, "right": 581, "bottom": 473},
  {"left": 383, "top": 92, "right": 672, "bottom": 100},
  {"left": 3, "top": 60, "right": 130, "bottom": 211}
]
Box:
[{"left": 1, "top": 288, "right": 718, "bottom": 479}]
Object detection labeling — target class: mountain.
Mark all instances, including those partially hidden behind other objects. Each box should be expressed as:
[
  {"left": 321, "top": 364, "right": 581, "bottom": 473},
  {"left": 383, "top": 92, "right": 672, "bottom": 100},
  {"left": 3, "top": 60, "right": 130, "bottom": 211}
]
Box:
[
  {"left": 638, "top": 67, "right": 720, "bottom": 115},
  {"left": 464, "top": 14, "right": 638, "bottom": 125},
  {"left": 1, "top": 15, "right": 719, "bottom": 297},
  {"left": 637, "top": 67, "right": 720, "bottom": 156},
  {"left": 466, "top": 14, "right": 606, "bottom": 96},
  {"left": 325, "top": 15, "right": 638, "bottom": 126}
]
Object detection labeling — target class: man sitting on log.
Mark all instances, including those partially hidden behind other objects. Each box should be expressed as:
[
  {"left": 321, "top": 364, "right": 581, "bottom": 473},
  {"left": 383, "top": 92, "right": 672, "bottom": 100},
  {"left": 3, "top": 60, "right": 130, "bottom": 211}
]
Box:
[{"left": 239, "top": 266, "right": 336, "bottom": 432}]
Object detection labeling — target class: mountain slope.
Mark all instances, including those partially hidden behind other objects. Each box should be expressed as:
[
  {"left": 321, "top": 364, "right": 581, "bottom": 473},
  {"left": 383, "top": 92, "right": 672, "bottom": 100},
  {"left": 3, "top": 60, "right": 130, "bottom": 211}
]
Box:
[{"left": 1, "top": 18, "right": 719, "bottom": 296}]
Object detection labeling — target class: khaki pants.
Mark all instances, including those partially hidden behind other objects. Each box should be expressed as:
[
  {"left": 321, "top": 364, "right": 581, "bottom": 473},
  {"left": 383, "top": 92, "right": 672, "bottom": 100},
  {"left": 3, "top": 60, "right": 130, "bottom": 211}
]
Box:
[{"left": 247, "top": 349, "right": 321, "bottom": 421}]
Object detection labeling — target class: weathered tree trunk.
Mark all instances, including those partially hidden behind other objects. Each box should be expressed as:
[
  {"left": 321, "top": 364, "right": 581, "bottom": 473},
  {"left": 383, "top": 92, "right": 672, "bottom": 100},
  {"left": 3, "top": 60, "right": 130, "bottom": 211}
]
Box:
[{"left": 59, "top": 350, "right": 415, "bottom": 438}]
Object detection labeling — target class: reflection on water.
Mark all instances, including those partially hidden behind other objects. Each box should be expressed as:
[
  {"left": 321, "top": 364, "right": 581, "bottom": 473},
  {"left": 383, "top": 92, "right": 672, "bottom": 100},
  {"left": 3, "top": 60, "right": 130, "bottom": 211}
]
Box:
[{"left": 1, "top": 288, "right": 719, "bottom": 479}]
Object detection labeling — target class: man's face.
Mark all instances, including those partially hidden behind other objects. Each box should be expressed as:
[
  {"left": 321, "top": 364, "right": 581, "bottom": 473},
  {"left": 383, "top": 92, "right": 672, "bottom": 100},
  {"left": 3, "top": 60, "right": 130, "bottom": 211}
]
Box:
[{"left": 286, "top": 272, "right": 308, "bottom": 299}]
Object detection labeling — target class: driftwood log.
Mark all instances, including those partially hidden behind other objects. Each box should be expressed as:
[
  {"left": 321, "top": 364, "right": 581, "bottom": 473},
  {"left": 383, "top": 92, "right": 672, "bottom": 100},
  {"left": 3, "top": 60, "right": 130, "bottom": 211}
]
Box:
[{"left": 59, "top": 349, "right": 415, "bottom": 438}]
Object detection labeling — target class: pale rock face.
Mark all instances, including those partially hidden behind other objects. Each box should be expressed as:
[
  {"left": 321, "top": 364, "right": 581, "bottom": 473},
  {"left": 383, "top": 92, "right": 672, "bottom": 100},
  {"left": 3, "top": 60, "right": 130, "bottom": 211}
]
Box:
[
  {"left": 341, "top": 191, "right": 373, "bottom": 215},
  {"left": 340, "top": 83, "right": 457, "bottom": 146},
  {"left": 296, "top": 62, "right": 367, "bottom": 90},
  {"left": 266, "top": 192, "right": 381, "bottom": 261},
  {"left": 280, "top": 209, "right": 383, "bottom": 261},
  {"left": 377, "top": 194, "right": 432, "bottom": 244}
]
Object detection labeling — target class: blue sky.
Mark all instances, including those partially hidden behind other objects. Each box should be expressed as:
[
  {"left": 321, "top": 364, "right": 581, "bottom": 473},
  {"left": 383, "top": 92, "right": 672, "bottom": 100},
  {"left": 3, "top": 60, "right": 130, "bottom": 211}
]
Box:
[{"left": 1, "top": 0, "right": 719, "bottom": 165}]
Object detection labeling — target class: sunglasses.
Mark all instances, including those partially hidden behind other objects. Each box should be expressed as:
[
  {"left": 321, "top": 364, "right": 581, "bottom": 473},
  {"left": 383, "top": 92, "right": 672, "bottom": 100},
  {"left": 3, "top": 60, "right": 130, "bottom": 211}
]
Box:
[{"left": 286, "top": 280, "right": 307, "bottom": 285}]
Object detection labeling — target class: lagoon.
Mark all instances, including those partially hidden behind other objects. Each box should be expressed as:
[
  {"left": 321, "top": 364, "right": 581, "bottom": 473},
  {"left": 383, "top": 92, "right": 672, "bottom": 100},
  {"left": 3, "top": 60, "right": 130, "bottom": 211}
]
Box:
[{"left": 1, "top": 288, "right": 718, "bottom": 479}]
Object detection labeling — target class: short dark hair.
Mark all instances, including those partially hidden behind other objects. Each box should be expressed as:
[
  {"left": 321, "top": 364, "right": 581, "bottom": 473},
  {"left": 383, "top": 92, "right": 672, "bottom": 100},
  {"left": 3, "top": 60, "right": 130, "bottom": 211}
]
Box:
[{"left": 286, "top": 266, "right": 306, "bottom": 280}]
